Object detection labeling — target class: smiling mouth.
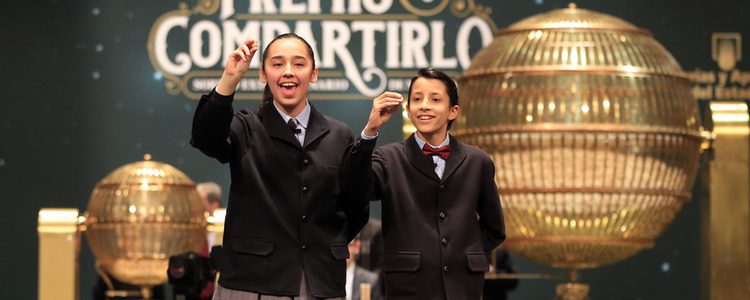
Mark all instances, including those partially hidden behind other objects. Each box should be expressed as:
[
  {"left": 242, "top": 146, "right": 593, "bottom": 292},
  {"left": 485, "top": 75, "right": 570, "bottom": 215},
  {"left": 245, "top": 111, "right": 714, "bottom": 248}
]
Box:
[
  {"left": 278, "top": 82, "right": 299, "bottom": 95},
  {"left": 417, "top": 115, "right": 434, "bottom": 120}
]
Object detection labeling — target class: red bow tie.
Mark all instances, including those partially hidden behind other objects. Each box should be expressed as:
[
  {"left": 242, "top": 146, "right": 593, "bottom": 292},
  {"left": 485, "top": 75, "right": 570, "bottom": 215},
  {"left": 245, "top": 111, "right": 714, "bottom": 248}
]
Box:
[{"left": 422, "top": 144, "right": 451, "bottom": 160}]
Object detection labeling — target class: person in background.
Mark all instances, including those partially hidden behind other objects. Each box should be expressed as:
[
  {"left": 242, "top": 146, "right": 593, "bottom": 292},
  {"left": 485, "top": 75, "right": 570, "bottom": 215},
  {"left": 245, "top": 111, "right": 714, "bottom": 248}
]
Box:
[
  {"left": 482, "top": 247, "right": 519, "bottom": 300},
  {"left": 197, "top": 181, "right": 222, "bottom": 216},
  {"left": 346, "top": 234, "right": 382, "bottom": 300},
  {"left": 197, "top": 181, "right": 222, "bottom": 250},
  {"left": 355, "top": 219, "right": 384, "bottom": 272}
]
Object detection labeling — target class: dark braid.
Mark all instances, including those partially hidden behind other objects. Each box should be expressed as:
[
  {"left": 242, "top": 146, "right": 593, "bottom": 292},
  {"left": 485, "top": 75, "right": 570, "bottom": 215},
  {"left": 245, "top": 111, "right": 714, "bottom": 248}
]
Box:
[
  {"left": 257, "top": 33, "right": 316, "bottom": 118},
  {"left": 258, "top": 85, "right": 273, "bottom": 117}
]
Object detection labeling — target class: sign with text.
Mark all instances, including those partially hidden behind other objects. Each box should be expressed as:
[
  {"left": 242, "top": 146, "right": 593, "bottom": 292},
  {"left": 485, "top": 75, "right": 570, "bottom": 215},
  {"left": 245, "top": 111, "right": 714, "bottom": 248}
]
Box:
[
  {"left": 148, "top": 0, "right": 496, "bottom": 100},
  {"left": 689, "top": 32, "right": 750, "bottom": 101}
]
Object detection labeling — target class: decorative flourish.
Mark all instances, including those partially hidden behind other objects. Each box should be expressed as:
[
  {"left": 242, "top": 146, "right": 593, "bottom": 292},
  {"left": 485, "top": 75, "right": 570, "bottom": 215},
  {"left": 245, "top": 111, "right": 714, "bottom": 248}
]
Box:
[
  {"left": 400, "top": 0, "right": 451, "bottom": 16},
  {"left": 450, "top": 0, "right": 474, "bottom": 18},
  {"left": 192, "top": 0, "right": 220, "bottom": 15}
]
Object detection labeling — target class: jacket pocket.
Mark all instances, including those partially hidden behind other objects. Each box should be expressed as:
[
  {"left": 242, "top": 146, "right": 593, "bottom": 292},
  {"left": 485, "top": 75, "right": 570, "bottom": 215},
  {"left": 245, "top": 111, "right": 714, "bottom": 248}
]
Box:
[
  {"left": 233, "top": 236, "right": 274, "bottom": 256},
  {"left": 465, "top": 252, "right": 489, "bottom": 272},
  {"left": 330, "top": 243, "right": 350, "bottom": 260},
  {"left": 383, "top": 251, "right": 421, "bottom": 272},
  {"left": 227, "top": 237, "right": 273, "bottom": 282},
  {"left": 383, "top": 252, "right": 420, "bottom": 296}
]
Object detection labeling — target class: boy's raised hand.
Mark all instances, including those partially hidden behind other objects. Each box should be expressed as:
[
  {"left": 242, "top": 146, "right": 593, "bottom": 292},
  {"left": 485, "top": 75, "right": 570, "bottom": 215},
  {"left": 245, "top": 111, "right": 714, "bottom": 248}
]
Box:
[
  {"left": 364, "top": 91, "right": 403, "bottom": 136},
  {"left": 216, "top": 39, "right": 259, "bottom": 95}
]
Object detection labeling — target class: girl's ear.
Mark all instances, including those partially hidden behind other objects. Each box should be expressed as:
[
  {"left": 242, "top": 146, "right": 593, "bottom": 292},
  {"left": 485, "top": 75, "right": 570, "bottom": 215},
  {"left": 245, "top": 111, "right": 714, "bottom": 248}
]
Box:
[
  {"left": 310, "top": 67, "right": 319, "bottom": 83},
  {"left": 259, "top": 68, "right": 267, "bottom": 83}
]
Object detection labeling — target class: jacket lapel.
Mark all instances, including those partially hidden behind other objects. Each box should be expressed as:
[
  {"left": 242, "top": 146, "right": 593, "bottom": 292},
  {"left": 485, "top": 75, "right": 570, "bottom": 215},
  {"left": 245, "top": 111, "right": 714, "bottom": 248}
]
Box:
[
  {"left": 404, "top": 134, "right": 441, "bottom": 182},
  {"left": 303, "top": 105, "right": 330, "bottom": 149},
  {"left": 260, "top": 104, "right": 302, "bottom": 149},
  {"left": 441, "top": 134, "right": 467, "bottom": 183}
]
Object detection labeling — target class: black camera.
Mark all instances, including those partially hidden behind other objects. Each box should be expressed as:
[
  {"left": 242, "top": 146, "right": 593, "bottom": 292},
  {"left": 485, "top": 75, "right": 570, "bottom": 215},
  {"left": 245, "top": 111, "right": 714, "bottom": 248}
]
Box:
[{"left": 167, "top": 251, "right": 213, "bottom": 300}]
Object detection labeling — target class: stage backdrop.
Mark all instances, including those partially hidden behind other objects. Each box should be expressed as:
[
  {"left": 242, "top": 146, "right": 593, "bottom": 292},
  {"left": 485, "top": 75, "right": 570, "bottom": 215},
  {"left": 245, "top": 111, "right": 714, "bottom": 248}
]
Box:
[{"left": 1, "top": 0, "right": 748, "bottom": 299}]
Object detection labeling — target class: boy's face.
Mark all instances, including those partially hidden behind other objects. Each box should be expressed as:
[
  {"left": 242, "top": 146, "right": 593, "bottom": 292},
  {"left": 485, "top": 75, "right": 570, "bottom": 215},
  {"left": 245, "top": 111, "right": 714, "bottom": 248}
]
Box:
[
  {"left": 259, "top": 38, "right": 318, "bottom": 108},
  {"left": 407, "top": 77, "right": 460, "bottom": 138}
]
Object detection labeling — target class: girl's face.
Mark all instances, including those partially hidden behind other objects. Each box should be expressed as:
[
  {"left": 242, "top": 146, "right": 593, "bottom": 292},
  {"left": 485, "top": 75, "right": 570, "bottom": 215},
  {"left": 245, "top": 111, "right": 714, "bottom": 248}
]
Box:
[{"left": 259, "top": 38, "right": 318, "bottom": 109}]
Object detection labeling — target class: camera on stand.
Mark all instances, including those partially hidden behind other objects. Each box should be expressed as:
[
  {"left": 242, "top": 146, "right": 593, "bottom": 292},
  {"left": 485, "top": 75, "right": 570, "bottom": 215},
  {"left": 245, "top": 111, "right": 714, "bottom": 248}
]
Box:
[{"left": 167, "top": 251, "right": 214, "bottom": 300}]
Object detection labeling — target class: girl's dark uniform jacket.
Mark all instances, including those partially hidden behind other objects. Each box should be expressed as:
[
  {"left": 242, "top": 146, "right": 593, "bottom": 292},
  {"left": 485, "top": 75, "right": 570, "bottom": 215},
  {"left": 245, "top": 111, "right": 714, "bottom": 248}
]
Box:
[
  {"left": 341, "top": 134, "right": 506, "bottom": 300},
  {"left": 191, "top": 90, "right": 369, "bottom": 298}
]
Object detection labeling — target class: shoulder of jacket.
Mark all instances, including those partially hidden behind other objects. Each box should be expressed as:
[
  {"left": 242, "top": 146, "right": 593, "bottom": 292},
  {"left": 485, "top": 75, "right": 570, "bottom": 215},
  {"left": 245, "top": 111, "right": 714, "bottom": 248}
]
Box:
[
  {"left": 323, "top": 115, "right": 350, "bottom": 131},
  {"left": 456, "top": 143, "right": 494, "bottom": 166},
  {"left": 460, "top": 142, "right": 490, "bottom": 157},
  {"left": 235, "top": 107, "right": 260, "bottom": 120},
  {"left": 377, "top": 141, "right": 404, "bottom": 154},
  {"left": 233, "top": 109, "right": 267, "bottom": 132}
]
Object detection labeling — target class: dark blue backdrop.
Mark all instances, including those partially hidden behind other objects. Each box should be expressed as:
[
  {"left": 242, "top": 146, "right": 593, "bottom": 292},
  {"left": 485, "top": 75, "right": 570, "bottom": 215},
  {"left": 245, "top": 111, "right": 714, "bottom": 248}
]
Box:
[{"left": 2, "top": 0, "right": 748, "bottom": 299}]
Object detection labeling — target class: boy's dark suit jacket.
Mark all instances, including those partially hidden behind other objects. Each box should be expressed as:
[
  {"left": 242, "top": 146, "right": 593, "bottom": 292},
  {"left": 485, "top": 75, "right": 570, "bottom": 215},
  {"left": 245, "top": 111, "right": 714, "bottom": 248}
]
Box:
[
  {"left": 342, "top": 134, "right": 506, "bottom": 300},
  {"left": 191, "top": 91, "right": 369, "bottom": 298}
]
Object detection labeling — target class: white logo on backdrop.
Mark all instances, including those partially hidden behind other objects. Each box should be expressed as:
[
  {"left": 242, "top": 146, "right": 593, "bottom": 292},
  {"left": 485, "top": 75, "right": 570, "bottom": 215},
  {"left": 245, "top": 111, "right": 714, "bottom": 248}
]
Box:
[{"left": 148, "top": 0, "right": 496, "bottom": 100}]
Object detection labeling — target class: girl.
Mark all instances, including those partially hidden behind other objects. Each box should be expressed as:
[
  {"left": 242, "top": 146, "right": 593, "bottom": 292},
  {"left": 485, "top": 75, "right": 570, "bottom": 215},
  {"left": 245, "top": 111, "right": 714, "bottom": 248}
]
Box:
[{"left": 192, "top": 33, "right": 368, "bottom": 300}]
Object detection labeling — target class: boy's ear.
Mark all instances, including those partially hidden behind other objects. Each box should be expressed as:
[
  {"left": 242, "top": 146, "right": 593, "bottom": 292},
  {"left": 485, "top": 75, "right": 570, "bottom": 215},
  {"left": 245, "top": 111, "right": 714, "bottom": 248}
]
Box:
[
  {"left": 448, "top": 105, "right": 461, "bottom": 121},
  {"left": 259, "top": 69, "right": 267, "bottom": 83}
]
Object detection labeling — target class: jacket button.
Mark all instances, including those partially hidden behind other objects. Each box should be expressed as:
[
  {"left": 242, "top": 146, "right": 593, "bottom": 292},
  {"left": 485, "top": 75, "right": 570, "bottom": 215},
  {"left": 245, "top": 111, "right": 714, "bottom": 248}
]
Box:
[
  {"left": 439, "top": 212, "right": 446, "bottom": 220},
  {"left": 439, "top": 184, "right": 446, "bottom": 191},
  {"left": 301, "top": 215, "right": 308, "bottom": 222},
  {"left": 302, "top": 186, "right": 309, "bottom": 192},
  {"left": 443, "top": 265, "right": 449, "bottom": 272},
  {"left": 302, "top": 158, "right": 310, "bottom": 166},
  {"left": 441, "top": 237, "right": 448, "bottom": 245},
  {"left": 301, "top": 244, "right": 308, "bottom": 250}
]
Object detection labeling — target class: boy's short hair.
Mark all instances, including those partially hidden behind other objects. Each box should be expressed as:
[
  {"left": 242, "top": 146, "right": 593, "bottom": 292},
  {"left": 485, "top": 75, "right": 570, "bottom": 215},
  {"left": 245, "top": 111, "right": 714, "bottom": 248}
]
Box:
[{"left": 406, "top": 67, "right": 459, "bottom": 129}]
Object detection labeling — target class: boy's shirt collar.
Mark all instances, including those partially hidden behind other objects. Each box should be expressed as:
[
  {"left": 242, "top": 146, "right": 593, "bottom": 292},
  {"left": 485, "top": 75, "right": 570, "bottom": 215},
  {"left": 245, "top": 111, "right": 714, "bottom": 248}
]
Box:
[{"left": 414, "top": 132, "right": 450, "bottom": 150}]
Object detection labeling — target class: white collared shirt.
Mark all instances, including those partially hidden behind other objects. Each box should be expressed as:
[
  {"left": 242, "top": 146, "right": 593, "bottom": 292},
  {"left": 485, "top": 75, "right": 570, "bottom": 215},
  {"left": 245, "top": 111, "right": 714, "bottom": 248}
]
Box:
[
  {"left": 274, "top": 100, "right": 311, "bottom": 145},
  {"left": 413, "top": 133, "right": 450, "bottom": 179}
]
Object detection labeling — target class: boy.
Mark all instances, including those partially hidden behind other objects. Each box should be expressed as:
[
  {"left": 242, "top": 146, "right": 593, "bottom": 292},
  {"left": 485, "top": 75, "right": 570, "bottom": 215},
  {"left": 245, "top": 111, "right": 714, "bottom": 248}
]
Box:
[{"left": 341, "top": 68, "right": 506, "bottom": 299}]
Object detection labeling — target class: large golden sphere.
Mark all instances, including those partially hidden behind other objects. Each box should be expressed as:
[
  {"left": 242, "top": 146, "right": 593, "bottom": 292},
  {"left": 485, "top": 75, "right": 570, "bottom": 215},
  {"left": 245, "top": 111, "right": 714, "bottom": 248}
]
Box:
[
  {"left": 454, "top": 4, "right": 701, "bottom": 269},
  {"left": 85, "top": 155, "right": 206, "bottom": 286}
]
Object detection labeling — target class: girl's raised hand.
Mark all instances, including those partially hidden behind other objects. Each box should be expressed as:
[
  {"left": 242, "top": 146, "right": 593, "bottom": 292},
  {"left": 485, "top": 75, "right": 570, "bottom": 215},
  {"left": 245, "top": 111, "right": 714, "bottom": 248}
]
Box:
[{"left": 217, "top": 39, "right": 259, "bottom": 95}]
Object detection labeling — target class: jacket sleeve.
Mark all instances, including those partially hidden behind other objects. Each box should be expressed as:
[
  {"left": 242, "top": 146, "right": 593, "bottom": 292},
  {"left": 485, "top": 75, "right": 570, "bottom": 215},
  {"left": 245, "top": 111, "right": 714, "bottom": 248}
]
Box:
[
  {"left": 339, "top": 136, "right": 393, "bottom": 241},
  {"left": 478, "top": 156, "right": 506, "bottom": 253},
  {"left": 190, "top": 89, "right": 249, "bottom": 163},
  {"left": 340, "top": 135, "right": 373, "bottom": 241},
  {"left": 339, "top": 137, "right": 387, "bottom": 202},
  {"left": 370, "top": 147, "right": 388, "bottom": 200}
]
